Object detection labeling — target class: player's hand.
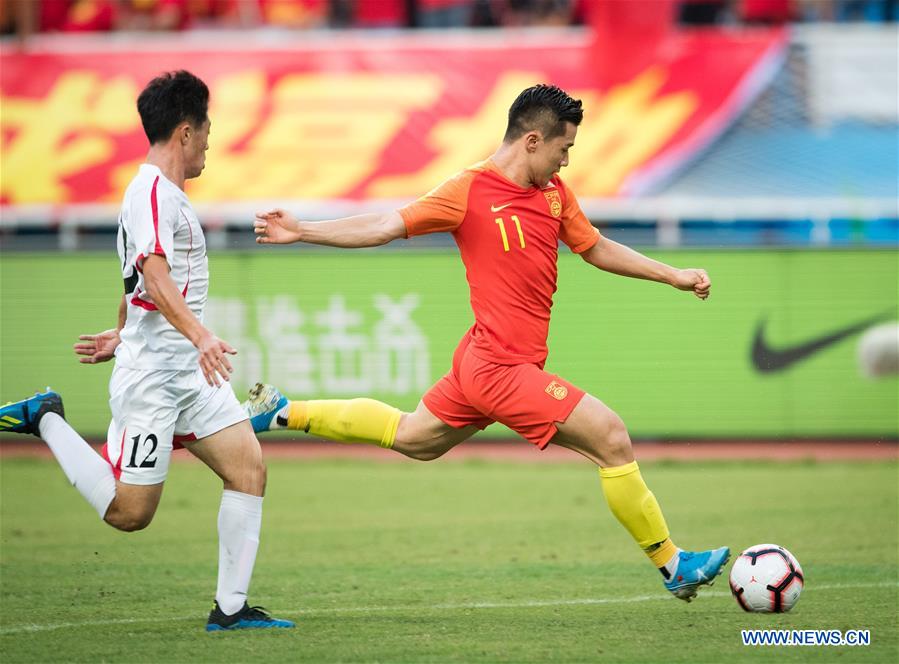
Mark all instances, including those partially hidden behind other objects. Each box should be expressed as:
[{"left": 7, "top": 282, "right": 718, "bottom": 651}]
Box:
[
  {"left": 672, "top": 268, "right": 711, "bottom": 300},
  {"left": 195, "top": 332, "right": 237, "bottom": 387},
  {"left": 74, "top": 329, "right": 121, "bottom": 364},
  {"left": 254, "top": 209, "right": 302, "bottom": 245}
]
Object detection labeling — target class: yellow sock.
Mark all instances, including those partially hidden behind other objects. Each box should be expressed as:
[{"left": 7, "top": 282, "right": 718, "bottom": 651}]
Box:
[
  {"left": 598, "top": 461, "right": 676, "bottom": 567},
  {"left": 286, "top": 399, "right": 400, "bottom": 449}
]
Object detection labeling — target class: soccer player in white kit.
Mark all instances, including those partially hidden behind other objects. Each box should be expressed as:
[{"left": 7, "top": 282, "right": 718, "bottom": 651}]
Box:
[{"left": 0, "top": 71, "right": 293, "bottom": 632}]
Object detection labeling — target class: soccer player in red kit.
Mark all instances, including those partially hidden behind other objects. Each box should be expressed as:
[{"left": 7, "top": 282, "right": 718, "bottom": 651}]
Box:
[{"left": 248, "top": 84, "right": 729, "bottom": 600}]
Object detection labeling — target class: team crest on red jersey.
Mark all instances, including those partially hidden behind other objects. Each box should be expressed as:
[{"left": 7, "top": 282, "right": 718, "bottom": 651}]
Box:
[
  {"left": 543, "top": 189, "right": 562, "bottom": 218},
  {"left": 545, "top": 380, "right": 568, "bottom": 400}
]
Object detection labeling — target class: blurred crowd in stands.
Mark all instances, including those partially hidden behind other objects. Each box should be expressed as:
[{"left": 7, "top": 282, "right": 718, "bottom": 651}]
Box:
[{"left": 1, "top": 0, "right": 896, "bottom": 34}]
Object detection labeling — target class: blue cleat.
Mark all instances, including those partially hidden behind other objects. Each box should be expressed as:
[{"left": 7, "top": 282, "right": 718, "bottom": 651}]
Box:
[
  {"left": 243, "top": 383, "right": 288, "bottom": 434},
  {"left": 0, "top": 390, "right": 65, "bottom": 436},
  {"left": 664, "top": 546, "right": 730, "bottom": 602},
  {"left": 206, "top": 601, "right": 295, "bottom": 632}
]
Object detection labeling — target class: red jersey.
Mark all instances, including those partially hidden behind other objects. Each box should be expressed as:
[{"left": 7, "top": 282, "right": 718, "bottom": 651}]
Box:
[{"left": 399, "top": 160, "right": 600, "bottom": 365}]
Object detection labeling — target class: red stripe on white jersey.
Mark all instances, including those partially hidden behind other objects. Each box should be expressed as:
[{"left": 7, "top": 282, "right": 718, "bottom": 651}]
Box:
[
  {"left": 150, "top": 176, "right": 165, "bottom": 257},
  {"left": 130, "top": 293, "right": 158, "bottom": 311},
  {"left": 181, "top": 210, "right": 193, "bottom": 298},
  {"left": 100, "top": 442, "right": 113, "bottom": 470},
  {"left": 113, "top": 428, "right": 126, "bottom": 480},
  {"left": 172, "top": 432, "right": 197, "bottom": 450}
]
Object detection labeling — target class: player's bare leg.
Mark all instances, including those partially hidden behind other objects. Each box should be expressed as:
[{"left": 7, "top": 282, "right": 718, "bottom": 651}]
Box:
[
  {"left": 552, "top": 393, "right": 729, "bottom": 601},
  {"left": 104, "top": 482, "right": 165, "bottom": 532},
  {"left": 187, "top": 420, "right": 266, "bottom": 496},
  {"left": 185, "top": 420, "right": 294, "bottom": 631},
  {"left": 393, "top": 401, "right": 479, "bottom": 461},
  {"left": 244, "top": 383, "right": 476, "bottom": 460},
  {"left": 551, "top": 393, "right": 633, "bottom": 467}
]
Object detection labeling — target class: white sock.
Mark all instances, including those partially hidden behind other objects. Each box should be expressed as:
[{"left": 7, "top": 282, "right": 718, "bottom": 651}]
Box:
[
  {"left": 216, "top": 490, "right": 263, "bottom": 616},
  {"left": 271, "top": 404, "right": 290, "bottom": 430},
  {"left": 38, "top": 413, "right": 116, "bottom": 519},
  {"left": 660, "top": 548, "right": 683, "bottom": 579}
]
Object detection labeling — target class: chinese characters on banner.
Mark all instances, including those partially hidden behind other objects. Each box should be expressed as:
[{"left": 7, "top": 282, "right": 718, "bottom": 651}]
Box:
[{"left": 205, "top": 293, "right": 431, "bottom": 397}]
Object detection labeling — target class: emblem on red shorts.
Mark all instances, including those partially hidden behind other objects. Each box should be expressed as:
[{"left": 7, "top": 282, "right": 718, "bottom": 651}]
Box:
[
  {"left": 545, "top": 381, "right": 568, "bottom": 400},
  {"left": 543, "top": 190, "right": 562, "bottom": 218}
]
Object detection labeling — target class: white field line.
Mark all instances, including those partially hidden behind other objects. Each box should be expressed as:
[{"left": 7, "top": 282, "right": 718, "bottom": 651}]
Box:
[{"left": 1, "top": 581, "right": 896, "bottom": 636}]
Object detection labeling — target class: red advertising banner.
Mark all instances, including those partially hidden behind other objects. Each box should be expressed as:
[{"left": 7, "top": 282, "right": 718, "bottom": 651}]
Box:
[{"left": 0, "top": 29, "right": 786, "bottom": 208}]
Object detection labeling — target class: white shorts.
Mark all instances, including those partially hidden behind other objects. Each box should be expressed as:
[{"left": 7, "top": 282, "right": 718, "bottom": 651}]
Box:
[{"left": 102, "top": 366, "right": 248, "bottom": 485}]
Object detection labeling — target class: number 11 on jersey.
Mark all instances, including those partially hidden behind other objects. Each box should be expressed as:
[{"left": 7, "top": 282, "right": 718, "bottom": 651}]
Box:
[{"left": 495, "top": 215, "right": 526, "bottom": 252}]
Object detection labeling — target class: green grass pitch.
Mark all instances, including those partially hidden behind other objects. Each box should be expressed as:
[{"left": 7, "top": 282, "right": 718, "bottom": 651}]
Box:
[{"left": 1, "top": 456, "right": 896, "bottom": 663}]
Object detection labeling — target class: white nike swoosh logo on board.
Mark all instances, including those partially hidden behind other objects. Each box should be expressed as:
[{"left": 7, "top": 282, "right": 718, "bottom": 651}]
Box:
[{"left": 491, "top": 203, "right": 511, "bottom": 212}]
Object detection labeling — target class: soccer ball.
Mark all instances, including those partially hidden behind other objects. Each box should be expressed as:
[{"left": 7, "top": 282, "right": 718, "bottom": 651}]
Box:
[
  {"left": 729, "top": 544, "right": 804, "bottom": 613},
  {"left": 857, "top": 322, "right": 899, "bottom": 378}
]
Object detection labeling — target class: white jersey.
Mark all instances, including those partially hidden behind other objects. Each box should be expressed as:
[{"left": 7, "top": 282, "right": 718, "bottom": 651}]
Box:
[{"left": 115, "top": 164, "right": 208, "bottom": 370}]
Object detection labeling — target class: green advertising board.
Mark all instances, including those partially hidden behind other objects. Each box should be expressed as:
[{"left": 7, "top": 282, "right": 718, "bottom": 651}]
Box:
[{"left": 1, "top": 250, "right": 896, "bottom": 438}]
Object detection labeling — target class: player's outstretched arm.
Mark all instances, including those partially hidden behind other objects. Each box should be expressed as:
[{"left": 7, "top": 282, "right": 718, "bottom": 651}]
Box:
[
  {"left": 73, "top": 295, "right": 126, "bottom": 363},
  {"left": 142, "top": 255, "right": 236, "bottom": 386},
  {"left": 254, "top": 209, "right": 406, "bottom": 248},
  {"left": 581, "top": 236, "right": 711, "bottom": 300}
]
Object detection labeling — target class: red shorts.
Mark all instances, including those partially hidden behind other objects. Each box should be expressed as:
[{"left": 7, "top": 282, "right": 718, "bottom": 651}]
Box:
[{"left": 422, "top": 334, "right": 585, "bottom": 449}]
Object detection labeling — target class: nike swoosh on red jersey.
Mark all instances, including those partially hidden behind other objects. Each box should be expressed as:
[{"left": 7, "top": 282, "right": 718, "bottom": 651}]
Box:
[{"left": 490, "top": 203, "right": 512, "bottom": 212}]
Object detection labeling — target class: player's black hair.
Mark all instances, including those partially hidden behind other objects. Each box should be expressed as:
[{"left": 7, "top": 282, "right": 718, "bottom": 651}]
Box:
[
  {"left": 137, "top": 70, "right": 209, "bottom": 145},
  {"left": 503, "top": 84, "right": 583, "bottom": 142}
]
